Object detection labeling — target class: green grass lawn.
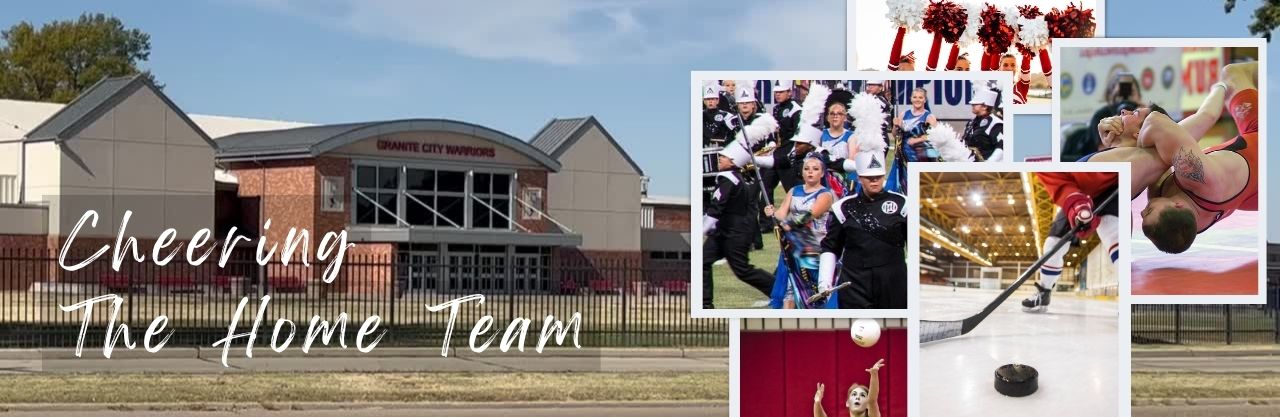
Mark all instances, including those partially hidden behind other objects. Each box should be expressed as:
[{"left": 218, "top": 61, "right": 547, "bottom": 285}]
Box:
[
  {"left": 0, "top": 372, "right": 728, "bottom": 404},
  {"left": 1133, "top": 372, "right": 1280, "bottom": 399}
]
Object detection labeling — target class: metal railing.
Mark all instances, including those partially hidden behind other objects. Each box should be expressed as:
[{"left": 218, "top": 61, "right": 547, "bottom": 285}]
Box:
[
  {"left": 0, "top": 248, "right": 724, "bottom": 349},
  {"left": 1132, "top": 285, "right": 1280, "bottom": 345}
]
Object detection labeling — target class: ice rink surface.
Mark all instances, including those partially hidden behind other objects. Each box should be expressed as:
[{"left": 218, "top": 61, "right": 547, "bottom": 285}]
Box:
[{"left": 920, "top": 285, "right": 1119, "bottom": 417}]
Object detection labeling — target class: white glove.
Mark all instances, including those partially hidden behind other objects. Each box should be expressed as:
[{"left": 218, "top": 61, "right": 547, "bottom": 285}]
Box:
[
  {"left": 987, "top": 148, "right": 1004, "bottom": 162},
  {"left": 703, "top": 215, "right": 719, "bottom": 234},
  {"left": 752, "top": 155, "right": 775, "bottom": 168},
  {"left": 818, "top": 252, "right": 837, "bottom": 292},
  {"left": 841, "top": 158, "right": 857, "bottom": 173}
]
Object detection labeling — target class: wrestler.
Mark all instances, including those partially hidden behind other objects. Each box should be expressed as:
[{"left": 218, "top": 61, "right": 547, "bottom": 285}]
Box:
[{"left": 1102, "top": 62, "right": 1259, "bottom": 253}]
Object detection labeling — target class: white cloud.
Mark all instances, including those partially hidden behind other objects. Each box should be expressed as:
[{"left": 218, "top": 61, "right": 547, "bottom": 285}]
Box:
[
  {"left": 247, "top": 0, "right": 686, "bottom": 66},
  {"left": 241, "top": 0, "right": 847, "bottom": 68},
  {"left": 733, "top": 0, "right": 847, "bottom": 70}
]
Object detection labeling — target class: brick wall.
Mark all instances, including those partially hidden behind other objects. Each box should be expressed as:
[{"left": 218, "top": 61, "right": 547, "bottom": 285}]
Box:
[
  {"left": 516, "top": 169, "right": 555, "bottom": 233},
  {"left": 650, "top": 205, "right": 690, "bottom": 232}
]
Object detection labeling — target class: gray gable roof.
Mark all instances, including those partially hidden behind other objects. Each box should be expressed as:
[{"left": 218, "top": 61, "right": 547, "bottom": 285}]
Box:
[
  {"left": 215, "top": 118, "right": 562, "bottom": 171},
  {"left": 529, "top": 117, "right": 589, "bottom": 155},
  {"left": 24, "top": 74, "right": 217, "bottom": 149},
  {"left": 528, "top": 116, "right": 644, "bottom": 176}
]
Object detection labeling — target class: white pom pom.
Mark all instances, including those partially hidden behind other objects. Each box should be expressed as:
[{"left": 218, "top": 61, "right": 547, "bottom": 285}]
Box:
[
  {"left": 849, "top": 92, "right": 887, "bottom": 154},
  {"left": 1002, "top": 5, "right": 1020, "bottom": 30},
  {"left": 886, "top": 0, "right": 926, "bottom": 31},
  {"left": 958, "top": 1, "right": 983, "bottom": 47},
  {"left": 1017, "top": 16, "right": 1049, "bottom": 51},
  {"left": 926, "top": 122, "right": 971, "bottom": 162}
]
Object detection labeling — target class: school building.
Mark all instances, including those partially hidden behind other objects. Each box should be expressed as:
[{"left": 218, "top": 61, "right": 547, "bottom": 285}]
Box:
[{"left": 0, "top": 75, "right": 690, "bottom": 293}]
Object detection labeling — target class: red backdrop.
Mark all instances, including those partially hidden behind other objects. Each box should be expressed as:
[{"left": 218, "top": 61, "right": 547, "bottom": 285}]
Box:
[{"left": 740, "top": 328, "right": 907, "bottom": 417}]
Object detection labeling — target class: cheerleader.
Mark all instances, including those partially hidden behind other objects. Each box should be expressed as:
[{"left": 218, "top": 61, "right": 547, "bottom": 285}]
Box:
[
  {"left": 814, "top": 358, "right": 885, "bottom": 417},
  {"left": 764, "top": 157, "right": 836, "bottom": 309}
]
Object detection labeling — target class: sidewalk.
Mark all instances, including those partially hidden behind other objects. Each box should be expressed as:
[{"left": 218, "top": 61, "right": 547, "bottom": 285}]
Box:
[{"left": 0, "top": 347, "right": 729, "bottom": 374}]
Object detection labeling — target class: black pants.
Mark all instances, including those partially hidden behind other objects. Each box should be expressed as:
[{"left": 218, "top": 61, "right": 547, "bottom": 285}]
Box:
[
  {"left": 702, "top": 226, "right": 775, "bottom": 308},
  {"left": 837, "top": 261, "right": 907, "bottom": 309}
]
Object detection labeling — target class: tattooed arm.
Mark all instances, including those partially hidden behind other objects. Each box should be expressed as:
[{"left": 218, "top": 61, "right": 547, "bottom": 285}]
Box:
[{"left": 1141, "top": 114, "right": 1223, "bottom": 196}]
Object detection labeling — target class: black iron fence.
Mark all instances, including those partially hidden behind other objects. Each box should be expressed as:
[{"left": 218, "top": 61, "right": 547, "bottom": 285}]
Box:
[
  {"left": 0, "top": 248, "right": 725, "bottom": 349},
  {"left": 1132, "top": 285, "right": 1280, "bottom": 345}
]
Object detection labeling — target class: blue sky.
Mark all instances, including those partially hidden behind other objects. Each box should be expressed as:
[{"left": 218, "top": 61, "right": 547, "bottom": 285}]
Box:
[
  {"left": 2, "top": 1, "right": 1274, "bottom": 238},
  {"left": 1, "top": 0, "right": 845, "bottom": 200}
]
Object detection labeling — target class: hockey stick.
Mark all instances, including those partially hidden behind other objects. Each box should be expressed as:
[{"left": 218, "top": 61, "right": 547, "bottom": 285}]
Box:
[{"left": 920, "top": 188, "right": 1118, "bottom": 343}]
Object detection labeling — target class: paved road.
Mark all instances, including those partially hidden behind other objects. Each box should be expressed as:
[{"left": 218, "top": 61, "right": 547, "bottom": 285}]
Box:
[
  {"left": 1135, "top": 404, "right": 1280, "bottom": 417},
  {"left": 0, "top": 405, "right": 728, "bottom": 417},
  {"left": 1132, "top": 356, "right": 1280, "bottom": 373}
]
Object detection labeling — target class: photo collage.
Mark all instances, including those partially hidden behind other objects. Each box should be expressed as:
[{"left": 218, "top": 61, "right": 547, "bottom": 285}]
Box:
[{"left": 692, "top": 1, "right": 1267, "bottom": 416}]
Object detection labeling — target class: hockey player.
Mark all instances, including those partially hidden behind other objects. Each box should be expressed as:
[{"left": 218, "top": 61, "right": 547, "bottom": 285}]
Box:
[
  {"left": 1022, "top": 171, "right": 1120, "bottom": 312},
  {"left": 818, "top": 152, "right": 908, "bottom": 309}
]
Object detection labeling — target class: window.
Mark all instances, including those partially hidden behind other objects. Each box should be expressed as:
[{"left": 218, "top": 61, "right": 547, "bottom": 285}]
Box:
[
  {"left": 471, "top": 172, "right": 512, "bottom": 229},
  {"left": 352, "top": 164, "right": 514, "bottom": 230},
  {"left": 404, "top": 168, "right": 467, "bottom": 227},
  {"left": 648, "top": 251, "right": 692, "bottom": 260},
  {"left": 354, "top": 165, "right": 400, "bottom": 225}
]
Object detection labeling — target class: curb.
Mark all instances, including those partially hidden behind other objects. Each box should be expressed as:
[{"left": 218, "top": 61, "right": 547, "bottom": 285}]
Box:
[
  {"left": 0, "top": 400, "right": 729, "bottom": 412},
  {"left": 1131, "top": 349, "right": 1280, "bottom": 358}
]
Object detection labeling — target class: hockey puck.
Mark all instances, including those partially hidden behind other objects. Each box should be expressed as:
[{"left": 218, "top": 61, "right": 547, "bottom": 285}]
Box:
[{"left": 993, "top": 364, "right": 1038, "bottom": 397}]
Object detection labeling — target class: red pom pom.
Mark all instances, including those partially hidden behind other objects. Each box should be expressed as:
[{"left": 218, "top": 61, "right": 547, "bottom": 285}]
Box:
[
  {"left": 1018, "top": 5, "right": 1042, "bottom": 19},
  {"left": 923, "top": 0, "right": 968, "bottom": 43},
  {"left": 978, "top": 4, "right": 1015, "bottom": 55},
  {"left": 1046, "top": 2, "right": 1096, "bottom": 39}
]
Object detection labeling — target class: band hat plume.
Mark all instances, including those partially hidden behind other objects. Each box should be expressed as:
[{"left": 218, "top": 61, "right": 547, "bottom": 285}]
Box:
[
  {"left": 791, "top": 81, "right": 830, "bottom": 147},
  {"left": 926, "top": 122, "right": 971, "bottom": 162},
  {"left": 849, "top": 92, "right": 888, "bottom": 155}
]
